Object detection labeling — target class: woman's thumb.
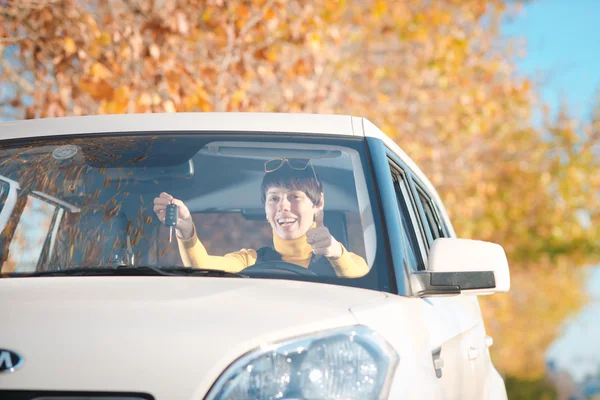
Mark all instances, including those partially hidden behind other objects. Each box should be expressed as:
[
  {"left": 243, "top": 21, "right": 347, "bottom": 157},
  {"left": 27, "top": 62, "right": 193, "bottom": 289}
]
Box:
[{"left": 314, "top": 209, "right": 324, "bottom": 227}]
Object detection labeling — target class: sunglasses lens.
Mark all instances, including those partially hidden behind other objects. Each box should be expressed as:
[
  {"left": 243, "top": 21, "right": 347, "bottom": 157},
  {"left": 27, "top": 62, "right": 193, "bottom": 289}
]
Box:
[
  {"left": 287, "top": 158, "right": 310, "bottom": 170},
  {"left": 265, "top": 159, "right": 284, "bottom": 172}
]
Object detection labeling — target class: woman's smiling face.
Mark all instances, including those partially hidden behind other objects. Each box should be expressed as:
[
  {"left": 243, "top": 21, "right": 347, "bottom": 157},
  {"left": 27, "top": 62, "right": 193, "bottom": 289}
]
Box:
[{"left": 265, "top": 187, "right": 321, "bottom": 240}]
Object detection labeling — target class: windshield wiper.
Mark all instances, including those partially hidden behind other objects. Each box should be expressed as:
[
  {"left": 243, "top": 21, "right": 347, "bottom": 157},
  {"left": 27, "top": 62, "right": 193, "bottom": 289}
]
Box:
[{"left": 2, "top": 265, "right": 248, "bottom": 278}]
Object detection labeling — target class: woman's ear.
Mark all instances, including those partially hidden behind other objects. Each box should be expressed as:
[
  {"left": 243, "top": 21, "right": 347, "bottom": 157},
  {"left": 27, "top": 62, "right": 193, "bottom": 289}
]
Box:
[{"left": 315, "top": 192, "right": 324, "bottom": 210}]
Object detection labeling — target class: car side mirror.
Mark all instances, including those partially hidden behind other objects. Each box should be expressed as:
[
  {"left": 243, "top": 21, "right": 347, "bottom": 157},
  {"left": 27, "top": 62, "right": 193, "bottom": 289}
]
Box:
[{"left": 410, "top": 238, "right": 511, "bottom": 297}]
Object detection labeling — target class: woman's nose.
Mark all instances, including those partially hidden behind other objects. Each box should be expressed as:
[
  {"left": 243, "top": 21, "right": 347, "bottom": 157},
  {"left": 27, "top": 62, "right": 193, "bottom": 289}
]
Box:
[{"left": 278, "top": 197, "right": 291, "bottom": 211}]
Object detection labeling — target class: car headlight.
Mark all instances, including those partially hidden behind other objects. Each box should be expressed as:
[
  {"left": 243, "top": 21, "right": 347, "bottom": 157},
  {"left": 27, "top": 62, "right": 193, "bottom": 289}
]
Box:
[{"left": 205, "top": 326, "right": 399, "bottom": 400}]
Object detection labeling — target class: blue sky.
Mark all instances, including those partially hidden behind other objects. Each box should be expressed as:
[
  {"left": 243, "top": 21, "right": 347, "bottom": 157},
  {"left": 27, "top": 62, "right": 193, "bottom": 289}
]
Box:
[
  {"left": 546, "top": 266, "right": 600, "bottom": 382},
  {"left": 501, "top": 0, "right": 600, "bottom": 383},
  {"left": 502, "top": 0, "right": 600, "bottom": 123}
]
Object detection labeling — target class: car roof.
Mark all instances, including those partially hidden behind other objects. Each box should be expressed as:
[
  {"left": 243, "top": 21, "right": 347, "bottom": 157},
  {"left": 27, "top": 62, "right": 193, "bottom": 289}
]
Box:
[{"left": 0, "top": 112, "right": 359, "bottom": 139}]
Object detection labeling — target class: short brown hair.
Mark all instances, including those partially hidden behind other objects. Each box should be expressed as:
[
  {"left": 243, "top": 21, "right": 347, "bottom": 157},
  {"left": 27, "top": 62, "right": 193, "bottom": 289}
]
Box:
[{"left": 261, "top": 162, "right": 323, "bottom": 205}]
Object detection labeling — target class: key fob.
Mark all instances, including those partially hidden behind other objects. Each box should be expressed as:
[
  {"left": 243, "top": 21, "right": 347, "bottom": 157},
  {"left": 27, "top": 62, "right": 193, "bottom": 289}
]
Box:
[{"left": 165, "top": 203, "right": 178, "bottom": 227}]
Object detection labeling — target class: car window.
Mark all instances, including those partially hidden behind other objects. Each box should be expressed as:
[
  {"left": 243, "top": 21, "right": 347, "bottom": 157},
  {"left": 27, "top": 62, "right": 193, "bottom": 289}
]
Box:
[
  {"left": 0, "top": 134, "right": 390, "bottom": 290},
  {"left": 389, "top": 164, "right": 424, "bottom": 272},
  {"left": 415, "top": 186, "right": 446, "bottom": 242}
]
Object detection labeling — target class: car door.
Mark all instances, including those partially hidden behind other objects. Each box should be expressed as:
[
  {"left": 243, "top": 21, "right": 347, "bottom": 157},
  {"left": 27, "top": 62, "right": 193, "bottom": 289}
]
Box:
[
  {"left": 367, "top": 133, "right": 496, "bottom": 399},
  {"left": 408, "top": 177, "right": 491, "bottom": 400},
  {"left": 386, "top": 160, "right": 468, "bottom": 399}
]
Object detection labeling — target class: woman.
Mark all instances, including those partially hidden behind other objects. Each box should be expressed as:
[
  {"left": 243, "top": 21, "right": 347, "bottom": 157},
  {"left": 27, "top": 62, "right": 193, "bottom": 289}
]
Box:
[{"left": 153, "top": 158, "right": 368, "bottom": 278}]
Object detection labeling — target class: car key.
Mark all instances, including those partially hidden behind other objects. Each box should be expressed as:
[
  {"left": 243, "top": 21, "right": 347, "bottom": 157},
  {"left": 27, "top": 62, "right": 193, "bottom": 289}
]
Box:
[{"left": 165, "top": 203, "right": 178, "bottom": 242}]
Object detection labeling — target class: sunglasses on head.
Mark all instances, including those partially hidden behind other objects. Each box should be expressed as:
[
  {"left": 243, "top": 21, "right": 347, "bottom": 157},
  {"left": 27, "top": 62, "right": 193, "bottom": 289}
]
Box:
[
  {"left": 264, "top": 158, "right": 318, "bottom": 181},
  {"left": 264, "top": 158, "right": 310, "bottom": 172}
]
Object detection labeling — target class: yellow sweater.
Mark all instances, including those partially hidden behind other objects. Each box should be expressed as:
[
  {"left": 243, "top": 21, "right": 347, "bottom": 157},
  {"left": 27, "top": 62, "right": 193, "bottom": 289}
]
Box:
[{"left": 177, "top": 225, "right": 369, "bottom": 278}]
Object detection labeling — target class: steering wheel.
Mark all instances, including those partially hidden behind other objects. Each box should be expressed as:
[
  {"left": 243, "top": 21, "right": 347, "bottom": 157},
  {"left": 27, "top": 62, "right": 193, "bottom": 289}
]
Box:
[{"left": 242, "top": 261, "right": 318, "bottom": 277}]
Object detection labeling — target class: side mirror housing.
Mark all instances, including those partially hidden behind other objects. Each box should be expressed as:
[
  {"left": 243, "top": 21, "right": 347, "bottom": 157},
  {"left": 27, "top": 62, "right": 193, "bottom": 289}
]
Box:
[{"left": 411, "top": 238, "right": 511, "bottom": 297}]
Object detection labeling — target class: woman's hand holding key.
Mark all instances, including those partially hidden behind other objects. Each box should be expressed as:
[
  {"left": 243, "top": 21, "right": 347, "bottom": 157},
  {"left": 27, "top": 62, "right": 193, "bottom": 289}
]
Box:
[{"left": 153, "top": 192, "right": 195, "bottom": 240}]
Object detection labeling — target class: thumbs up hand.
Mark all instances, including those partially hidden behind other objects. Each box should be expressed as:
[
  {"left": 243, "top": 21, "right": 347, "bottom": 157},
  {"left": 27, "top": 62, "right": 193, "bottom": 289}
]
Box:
[{"left": 306, "top": 209, "right": 343, "bottom": 259}]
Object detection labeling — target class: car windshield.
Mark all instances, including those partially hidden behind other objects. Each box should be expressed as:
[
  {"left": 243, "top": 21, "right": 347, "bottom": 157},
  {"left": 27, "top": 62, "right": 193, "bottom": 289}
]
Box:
[{"left": 0, "top": 133, "right": 390, "bottom": 290}]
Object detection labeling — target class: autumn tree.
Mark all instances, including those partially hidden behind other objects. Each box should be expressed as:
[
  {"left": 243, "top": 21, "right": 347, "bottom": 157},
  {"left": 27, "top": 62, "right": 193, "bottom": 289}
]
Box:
[{"left": 1, "top": 0, "right": 599, "bottom": 382}]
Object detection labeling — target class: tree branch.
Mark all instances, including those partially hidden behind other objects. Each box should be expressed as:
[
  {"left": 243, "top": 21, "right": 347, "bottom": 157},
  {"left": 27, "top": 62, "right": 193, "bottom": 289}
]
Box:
[{"left": 0, "top": 35, "right": 29, "bottom": 44}]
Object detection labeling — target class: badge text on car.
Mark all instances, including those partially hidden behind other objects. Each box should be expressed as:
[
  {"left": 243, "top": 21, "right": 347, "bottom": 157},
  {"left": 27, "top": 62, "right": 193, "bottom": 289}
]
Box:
[{"left": 0, "top": 349, "right": 23, "bottom": 373}]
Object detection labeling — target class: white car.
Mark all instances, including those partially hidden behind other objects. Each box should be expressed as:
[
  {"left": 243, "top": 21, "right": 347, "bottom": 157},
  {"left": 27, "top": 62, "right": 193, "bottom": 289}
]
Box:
[{"left": 0, "top": 113, "right": 509, "bottom": 400}]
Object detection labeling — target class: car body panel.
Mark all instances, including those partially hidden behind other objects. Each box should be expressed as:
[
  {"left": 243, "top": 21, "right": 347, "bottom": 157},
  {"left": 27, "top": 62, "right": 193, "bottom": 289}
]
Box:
[
  {"left": 350, "top": 293, "right": 497, "bottom": 399},
  {"left": 0, "top": 277, "right": 382, "bottom": 398},
  {"left": 0, "top": 112, "right": 358, "bottom": 139}
]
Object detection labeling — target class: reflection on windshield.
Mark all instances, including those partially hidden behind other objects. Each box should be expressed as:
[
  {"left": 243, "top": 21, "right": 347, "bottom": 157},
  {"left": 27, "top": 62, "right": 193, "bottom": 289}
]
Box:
[
  {"left": 0, "top": 134, "right": 379, "bottom": 287},
  {"left": 5, "top": 195, "right": 57, "bottom": 273}
]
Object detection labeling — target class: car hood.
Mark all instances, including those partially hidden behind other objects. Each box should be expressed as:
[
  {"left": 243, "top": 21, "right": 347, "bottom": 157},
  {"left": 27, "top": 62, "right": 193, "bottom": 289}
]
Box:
[{"left": 0, "top": 276, "right": 386, "bottom": 399}]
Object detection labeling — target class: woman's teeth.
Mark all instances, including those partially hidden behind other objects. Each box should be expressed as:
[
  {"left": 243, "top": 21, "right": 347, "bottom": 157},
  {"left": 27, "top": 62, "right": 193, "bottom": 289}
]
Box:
[{"left": 278, "top": 218, "right": 297, "bottom": 226}]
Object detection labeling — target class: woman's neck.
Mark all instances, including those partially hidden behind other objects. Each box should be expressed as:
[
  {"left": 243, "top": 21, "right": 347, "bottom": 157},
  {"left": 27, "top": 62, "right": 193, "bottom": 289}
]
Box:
[{"left": 272, "top": 224, "right": 316, "bottom": 259}]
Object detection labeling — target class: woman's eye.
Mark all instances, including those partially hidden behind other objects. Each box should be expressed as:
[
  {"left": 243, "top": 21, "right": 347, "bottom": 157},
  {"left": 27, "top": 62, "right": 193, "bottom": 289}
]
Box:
[{"left": 268, "top": 196, "right": 279, "bottom": 202}]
